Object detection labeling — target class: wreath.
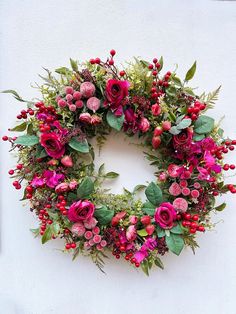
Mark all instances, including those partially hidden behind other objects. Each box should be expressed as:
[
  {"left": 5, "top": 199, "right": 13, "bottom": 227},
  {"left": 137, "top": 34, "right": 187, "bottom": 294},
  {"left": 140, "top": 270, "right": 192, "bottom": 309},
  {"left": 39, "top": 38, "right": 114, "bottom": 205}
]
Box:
[{"left": 2, "top": 50, "right": 235, "bottom": 275}]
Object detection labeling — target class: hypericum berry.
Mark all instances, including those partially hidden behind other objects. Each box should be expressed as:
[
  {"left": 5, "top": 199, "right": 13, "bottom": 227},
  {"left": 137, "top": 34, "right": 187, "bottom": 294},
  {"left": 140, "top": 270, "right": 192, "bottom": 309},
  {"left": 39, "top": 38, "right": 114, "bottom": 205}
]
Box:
[
  {"left": 89, "top": 58, "right": 95, "bottom": 64},
  {"left": 198, "top": 226, "right": 205, "bottom": 232},
  {"left": 2, "top": 135, "right": 8, "bottom": 141},
  {"left": 95, "top": 57, "right": 101, "bottom": 64},
  {"left": 110, "top": 49, "right": 116, "bottom": 56},
  {"left": 120, "top": 70, "right": 125, "bottom": 76},
  {"left": 148, "top": 64, "right": 153, "bottom": 70},
  {"left": 223, "top": 164, "right": 230, "bottom": 171},
  {"left": 229, "top": 145, "right": 235, "bottom": 151},
  {"left": 230, "top": 164, "right": 235, "bottom": 170},
  {"left": 65, "top": 243, "right": 71, "bottom": 250},
  {"left": 184, "top": 213, "right": 191, "bottom": 220},
  {"left": 135, "top": 262, "right": 140, "bottom": 268},
  {"left": 192, "top": 215, "right": 199, "bottom": 221},
  {"left": 8, "top": 169, "right": 14, "bottom": 175},
  {"left": 16, "top": 164, "right": 23, "bottom": 170},
  {"left": 109, "top": 59, "right": 114, "bottom": 66},
  {"left": 71, "top": 243, "right": 76, "bottom": 249},
  {"left": 189, "top": 228, "right": 196, "bottom": 234}
]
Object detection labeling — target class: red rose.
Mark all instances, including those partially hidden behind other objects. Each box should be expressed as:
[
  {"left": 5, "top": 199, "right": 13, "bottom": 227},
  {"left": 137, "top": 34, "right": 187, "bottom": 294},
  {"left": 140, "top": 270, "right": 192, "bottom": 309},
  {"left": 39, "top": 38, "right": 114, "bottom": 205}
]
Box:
[
  {"left": 173, "top": 128, "right": 193, "bottom": 149},
  {"left": 40, "top": 132, "right": 65, "bottom": 159},
  {"left": 154, "top": 202, "right": 177, "bottom": 229},
  {"left": 67, "top": 200, "right": 95, "bottom": 222},
  {"left": 105, "top": 79, "right": 130, "bottom": 116}
]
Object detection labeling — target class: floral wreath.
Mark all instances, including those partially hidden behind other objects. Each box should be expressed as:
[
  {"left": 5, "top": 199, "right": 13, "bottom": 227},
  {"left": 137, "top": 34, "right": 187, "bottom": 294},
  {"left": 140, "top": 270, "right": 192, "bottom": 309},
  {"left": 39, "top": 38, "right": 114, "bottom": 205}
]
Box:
[{"left": 2, "top": 50, "right": 236, "bottom": 275}]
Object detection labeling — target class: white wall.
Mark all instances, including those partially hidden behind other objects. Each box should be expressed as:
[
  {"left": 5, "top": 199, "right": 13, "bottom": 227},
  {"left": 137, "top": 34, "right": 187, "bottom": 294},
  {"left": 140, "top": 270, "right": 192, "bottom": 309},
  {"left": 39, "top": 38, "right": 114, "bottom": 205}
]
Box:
[{"left": 1, "top": 1, "right": 236, "bottom": 313}]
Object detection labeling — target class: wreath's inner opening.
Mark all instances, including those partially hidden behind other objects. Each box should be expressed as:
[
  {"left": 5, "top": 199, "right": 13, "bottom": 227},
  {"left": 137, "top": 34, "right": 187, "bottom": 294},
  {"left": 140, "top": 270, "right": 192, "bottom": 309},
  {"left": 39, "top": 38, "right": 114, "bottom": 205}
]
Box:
[{"left": 91, "top": 132, "right": 156, "bottom": 195}]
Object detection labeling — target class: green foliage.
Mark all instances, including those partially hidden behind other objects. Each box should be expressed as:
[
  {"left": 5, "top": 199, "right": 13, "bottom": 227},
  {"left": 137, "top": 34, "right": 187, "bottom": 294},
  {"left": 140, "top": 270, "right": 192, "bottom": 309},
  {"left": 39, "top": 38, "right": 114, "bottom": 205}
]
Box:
[
  {"left": 104, "top": 172, "right": 119, "bottom": 179},
  {"left": 106, "top": 111, "right": 124, "bottom": 131},
  {"left": 145, "top": 182, "right": 163, "bottom": 206},
  {"left": 170, "top": 223, "right": 183, "bottom": 234},
  {"left": 194, "top": 115, "right": 215, "bottom": 134},
  {"left": 10, "top": 122, "right": 27, "bottom": 132},
  {"left": 69, "top": 137, "right": 90, "bottom": 153},
  {"left": 142, "top": 201, "right": 156, "bottom": 216},
  {"left": 70, "top": 58, "right": 78, "bottom": 72},
  {"left": 165, "top": 233, "right": 184, "bottom": 255},
  {"left": 77, "top": 177, "right": 94, "bottom": 199},
  {"left": 94, "top": 205, "right": 114, "bottom": 225},
  {"left": 137, "top": 229, "right": 148, "bottom": 237},
  {"left": 156, "top": 225, "right": 165, "bottom": 238},
  {"left": 185, "top": 61, "right": 197, "bottom": 81},
  {"left": 200, "top": 86, "right": 221, "bottom": 110},
  {"left": 15, "top": 134, "right": 39, "bottom": 146},
  {"left": 169, "top": 118, "right": 192, "bottom": 135},
  {"left": 215, "top": 202, "right": 226, "bottom": 211}
]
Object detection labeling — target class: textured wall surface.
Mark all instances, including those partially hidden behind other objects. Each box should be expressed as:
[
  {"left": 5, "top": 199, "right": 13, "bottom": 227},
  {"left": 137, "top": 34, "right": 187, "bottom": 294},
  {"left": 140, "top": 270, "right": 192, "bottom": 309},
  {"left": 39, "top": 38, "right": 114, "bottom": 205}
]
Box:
[{"left": 0, "top": 1, "right": 236, "bottom": 313}]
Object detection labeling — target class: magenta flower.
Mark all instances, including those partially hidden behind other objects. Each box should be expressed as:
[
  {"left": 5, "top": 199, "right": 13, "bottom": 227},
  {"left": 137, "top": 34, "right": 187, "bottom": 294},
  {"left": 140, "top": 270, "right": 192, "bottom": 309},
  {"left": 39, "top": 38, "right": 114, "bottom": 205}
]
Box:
[
  {"left": 31, "top": 175, "right": 45, "bottom": 188},
  {"left": 126, "top": 225, "right": 137, "bottom": 242},
  {"left": 67, "top": 200, "right": 95, "bottom": 222},
  {"left": 40, "top": 132, "right": 65, "bottom": 159},
  {"left": 43, "top": 170, "right": 65, "bottom": 188},
  {"left": 154, "top": 202, "right": 177, "bottom": 229}
]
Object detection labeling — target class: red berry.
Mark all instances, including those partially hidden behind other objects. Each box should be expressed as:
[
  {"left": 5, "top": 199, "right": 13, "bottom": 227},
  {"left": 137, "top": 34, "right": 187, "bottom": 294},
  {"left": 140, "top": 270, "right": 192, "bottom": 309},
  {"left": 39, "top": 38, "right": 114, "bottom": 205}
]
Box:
[
  {"left": 95, "top": 57, "right": 101, "bottom": 64},
  {"left": 192, "top": 215, "right": 199, "bottom": 221},
  {"left": 229, "top": 145, "right": 234, "bottom": 151},
  {"left": 120, "top": 70, "right": 125, "bottom": 76},
  {"left": 8, "top": 169, "right": 14, "bottom": 175},
  {"left": 110, "top": 49, "right": 116, "bottom": 56},
  {"left": 184, "top": 213, "right": 191, "bottom": 220},
  {"left": 223, "top": 164, "right": 229, "bottom": 171},
  {"left": 135, "top": 262, "right": 140, "bottom": 268},
  {"left": 65, "top": 243, "right": 71, "bottom": 250},
  {"left": 198, "top": 226, "right": 205, "bottom": 232},
  {"left": 154, "top": 126, "right": 163, "bottom": 136},
  {"left": 109, "top": 59, "right": 114, "bottom": 66},
  {"left": 89, "top": 59, "right": 95, "bottom": 64},
  {"left": 2, "top": 136, "right": 8, "bottom": 141},
  {"left": 230, "top": 164, "right": 235, "bottom": 170},
  {"left": 71, "top": 243, "right": 76, "bottom": 249},
  {"left": 148, "top": 64, "right": 153, "bottom": 70},
  {"left": 189, "top": 228, "right": 196, "bottom": 234},
  {"left": 16, "top": 164, "right": 23, "bottom": 170}
]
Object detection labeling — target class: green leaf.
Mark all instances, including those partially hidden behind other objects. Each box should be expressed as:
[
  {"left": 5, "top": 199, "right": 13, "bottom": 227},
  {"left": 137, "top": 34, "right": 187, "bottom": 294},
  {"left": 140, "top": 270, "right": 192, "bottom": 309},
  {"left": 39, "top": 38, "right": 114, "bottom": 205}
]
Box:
[
  {"left": 156, "top": 225, "right": 166, "bottom": 238},
  {"left": 51, "top": 222, "right": 60, "bottom": 235},
  {"left": 77, "top": 177, "right": 94, "bottom": 199},
  {"left": 154, "top": 257, "right": 164, "bottom": 270},
  {"left": 171, "top": 75, "right": 182, "bottom": 87},
  {"left": 185, "top": 61, "right": 197, "bottom": 81},
  {"left": 1, "top": 89, "right": 27, "bottom": 102},
  {"left": 169, "top": 126, "right": 181, "bottom": 135},
  {"left": 145, "top": 182, "right": 163, "bottom": 206},
  {"left": 215, "top": 202, "right": 226, "bottom": 211},
  {"left": 141, "top": 260, "right": 149, "bottom": 276},
  {"left": 15, "top": 134, "right": 39, "bottom": 146},
  {"left": 142, "top": 201, "right": 156, "bottom": 216},
  {"left": 165, "top": 233, "right": 184, "bottom": 255},
  {"left": 55, "top": 67, "right": 71, "bottom": 75},
  {"left": 193, "top": 133, "right": 205, "bottom": 141},
  {"left": 94, "top": 206, "right": 114, "bottom": 225},
  {"left": 158, "top": 56, "right": 163, "bottom": 71},
  {"left": 36, "top": 145, "right": 48, "bottom": 158},
  {"left": 137, "top": 229, "right": 148, "bottom": 237},
  {"left": 70, "top": 58, "right": 78, "bottom": 72},
  {"left": 98, "top": 163, "right": 105, "bottom": 176},
  {"left": 30, "top": 228, "right": 40, "bottom": 238},
  {"left": 41, "top": 226, "right": 53, "bottom": 244},
  {"left": 104, "top": 172, "right": 119, "bottom": 179},
  {"left": 133, "top": 184, "right": 146, "bottom": 194},
  {"left": 10, "top": 122, "right": 27, "bottom": 132},
  {"left": 170, "top": 223, "right": 183, "bottom": 234},
  {"left": 69, "top": 137, "right": 89, "bottom": 153},
  {"left": 106, "top": 111, "right": 124, "bottom": 131},
  {"left": 177, "top": 118, "right": 192, "bottom": 130},
  {"left": 194, "top": 115, "right": 214, "bottom": 134},
  {"left": 67, "top": 192, "right": 77, "bottom": 203}
]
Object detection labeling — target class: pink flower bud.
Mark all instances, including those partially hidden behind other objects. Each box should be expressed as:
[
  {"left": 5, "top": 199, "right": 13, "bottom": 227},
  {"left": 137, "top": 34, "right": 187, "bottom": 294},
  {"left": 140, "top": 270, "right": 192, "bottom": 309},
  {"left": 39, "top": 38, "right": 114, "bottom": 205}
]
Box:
[
  {"left": 84, "top": 217, "right": 98, "bottom": 229},
  {"left": 169, "top": 182, "right": 181, "bottom": 196},
  {"left": 73, "top": 91, "right": 82, "bottom": 100},
  {"left": 47, "top": 159, "right": 59, "bottom": 166},
  {"left": 79, "top": 113, "right": 92, "bottom": 123},
  {"left": 93, "top": 234, "right": 102, "bottom": 244},
  {"left": 91, "top": 115, "right": 102, "bottom": 125},
  {"left": 152, "top": 136, "right": 161, "bottom": 149},
  {"left": 151, "top": 103, "right": 161, "bottom": 116},
  {"left": 86, "top": 97, "right": 100, "bottom": 112},
  {"left": 139, "top": 117, "right": 150, "bottom": 132},
  {"left": 61, "top": 156, "right": 73, "bottom": 167},
  {"left": 129, "top": 215, "right": 138, "bottom": 224},
  {"left": 145, "top": 224, "right": 155, "bottom": 235},
  {"left": 75, "top": 100, "right": 84, "bottom": 108},
  {"left": 55, "top": 182, "right": 69, "bottom": 193},
  {"left": 126, "top": 225, "right": 137, "bottom": 242},
  {"left": 162, "top": 121, "right": 171, "bottom": 131},
  {"left": 80, "top": 82, "right": 95, "bottom": 98},
  {"left": 173, "top": 197, "right": 188, "bottom": 212},
  {"left": 84, "top": 231, "right": 93, "bottom": 240},
  {"left": 69, "top": 104, "right": 76, "bottom": 112},
  {"left": 65, "top": 86, "right": 74, "bottom": 95},
  {"left": 100, "top": 240, "right": 107, "bottom": 247},
  {"left": 159, "top": 172, "right": 167, "bottom": 181},
  {"left": 69, "top": 180, "right": 78, "bottom": 190},
  {"left": 66, "top": 94, "right": 73, "bottom": 101},
  {"left": 71, "top": 222, "right": 86, "bottom": 237},
  {"left": 58, "top": 99, "right": 67, "bottom": 107}
]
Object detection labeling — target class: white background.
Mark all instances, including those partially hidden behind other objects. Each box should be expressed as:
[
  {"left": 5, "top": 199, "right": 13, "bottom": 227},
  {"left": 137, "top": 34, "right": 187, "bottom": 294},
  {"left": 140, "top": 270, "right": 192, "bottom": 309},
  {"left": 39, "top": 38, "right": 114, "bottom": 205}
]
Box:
[{"left": 1, "top": 1, "right": 236, "bottom": 313}]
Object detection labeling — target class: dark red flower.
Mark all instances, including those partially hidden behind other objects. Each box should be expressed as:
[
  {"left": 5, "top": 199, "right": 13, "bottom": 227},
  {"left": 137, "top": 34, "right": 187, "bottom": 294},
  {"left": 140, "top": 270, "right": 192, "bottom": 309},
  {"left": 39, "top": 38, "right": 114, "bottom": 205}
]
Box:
[{"left": 40, "top": 132, "right": 65, "bottom": 159}]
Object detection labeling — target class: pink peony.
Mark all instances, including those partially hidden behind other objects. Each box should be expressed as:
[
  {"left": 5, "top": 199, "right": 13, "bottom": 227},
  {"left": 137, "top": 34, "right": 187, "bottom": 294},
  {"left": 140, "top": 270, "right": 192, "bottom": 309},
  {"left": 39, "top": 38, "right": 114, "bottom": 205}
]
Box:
[
  {"left": 40, "top": 132, "right": 65, "bottom": 159},
  {"left": 71, "top": 222, "right": 86, "bottom": 237},
  {"left": 79, "top": 113, "right": 92, "bottom": 123},
  {"left": 173, "top": 197, "right": 188, "bottom": 212},
  {"left": 126, "top": 225, "right": 137, "bottom": 242},
  {"left": 105, "top": 79, "right": 130, "bottom": 116},
  {"left": 55, "top": 182, "right": 69, "bottom": 193},
  {"left": 67, "top": 200, "right": 95, "bottom": 222},
  {"left": 169, "top": 182, "right": 182, "bottom": 196},
  {"left": 86, "top": 97, "right": 100, "bottom": 112},
  {"left": 154, "top": 202, "right": 177, "bottom": 229},
  {"left": 139, "top": 117, "right": 150, "bottom": 133}
]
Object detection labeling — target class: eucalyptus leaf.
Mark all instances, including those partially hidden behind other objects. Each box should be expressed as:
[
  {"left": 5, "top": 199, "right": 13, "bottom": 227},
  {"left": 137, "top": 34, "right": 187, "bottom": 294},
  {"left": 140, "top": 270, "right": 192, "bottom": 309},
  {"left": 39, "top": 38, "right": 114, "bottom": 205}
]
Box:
[
  {"left": 77, "top": 177, "right": 94, "bottom": 199},
  {"left": 142, "top": 201, "right": 156, "bottom": 216},
  {"left": 106, "top": 111, "right": 124, "bottom": 131},
  {"left": 94, "top": 206, "right": 114, "bottom": 225},
  {"left": 104, "top": 172, "right": 119, "bottom": 179},
  {"left": 169, "top": 126, "right": 181, "bottom": 135},
  {"left": 145, "top": 182, "right": 163, "bottom": 206},
  {"left": 15, "top": 134, "right": 39, "bottom": 146},
  {"left": 69, "top": 137, "right": 89, "bottom": 153},
  {"left": 177, "top": 118, "right": 192, "bottom": 130},
  {"left": 194, "top": 115, "right": 214, "bottom": 134},
  {"left": 215, "top": 202, "right": 226, "bottom": 211},
  {"left": 165, "top": 233, "right": 184, "bottom": 255}
]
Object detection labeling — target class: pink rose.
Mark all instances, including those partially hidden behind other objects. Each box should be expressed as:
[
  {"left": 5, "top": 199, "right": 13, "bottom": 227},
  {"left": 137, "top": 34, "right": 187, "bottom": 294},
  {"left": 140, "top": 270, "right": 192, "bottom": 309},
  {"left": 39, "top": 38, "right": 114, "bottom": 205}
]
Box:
[
  {"left": 151, "top": 103, "right": 161, "bottom": 116},
  {"left": 40, "top": 132, "right": 65, "bottom": 159},
  {"left": 86, "top": 97, "right": 100, "bottom": 112},
  {"left": 79, "top": 113, "right": 92, "bottom": 123},
  {"left": 80, "top": 82, "right": 95, "bottom": 98},
  {"left": 71, "top": 222, "right": 86, "bottom": 237},
  {"left": 67, "top": 200, "right": 95, "bottom": 222},
  {"left": 129, "top": 215, "right": 138, "bottom": 224},
  {"left": 84, "top": 217, "right": 98, "bottom": 229},
  {"left": 154, "top": 202, "right": 177, "bottom": 229},
  {"left": 139, "top": 117, "right": 150, "bottom": 133},
  {"left": 91, "top": 115, "right": 102, "bottom": 125},
  {"left": 69, "top": 180, "right": 78, "bottom": 190},
  {"left": 105, "top": 79, "right": 130, "bottom": 115},
  {"left": 55, "top": 182, "right": 69, "bottom": 193},
  {"left": 126, "top": 225, "right": 137, "bottom": 242}
]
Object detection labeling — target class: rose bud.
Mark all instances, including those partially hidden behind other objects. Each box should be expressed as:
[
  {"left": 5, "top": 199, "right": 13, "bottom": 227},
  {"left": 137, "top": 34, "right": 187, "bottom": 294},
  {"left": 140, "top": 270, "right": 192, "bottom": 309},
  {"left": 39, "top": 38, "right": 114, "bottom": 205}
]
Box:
[
  {"left": 129, "top": 215, "right": 138, "bottom": 224},
  {"left": 79, "top": 113, "right": 92, "bottom": 123},
  {"left": 139, "top": 117, "right": 150, "bottom": 133},
  {"left": 55, "top": 182, "right": 69, "bottom": 193},
  {"left": 47, "top": 159, "right": 59, "bottom": 166},
  {"left": 152, "top": 136, "right": 161, "bottom": 149},
  {"left": 69, "top": 180, "right": 78, "bottom": 190},
  {"left": 141, "top": 215, "right": 151, "bottom": 226},
  {"left": 154, "top": 126, "right": 163, "bottom": 136},
  {"left": 151, "top": 103, "right": 161, "bottom": 116},
  {"left": 91, "top": 115, "right": 102, "bottom": 125},
  {"left": 162, "top": 120, "right": 171, "bottom": 131},
  {"left": 61, "top": 156, "right": 73, "bottom": 167},
  {"left": 145, "top": 224, "right": 155, "bottom": 235}
]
